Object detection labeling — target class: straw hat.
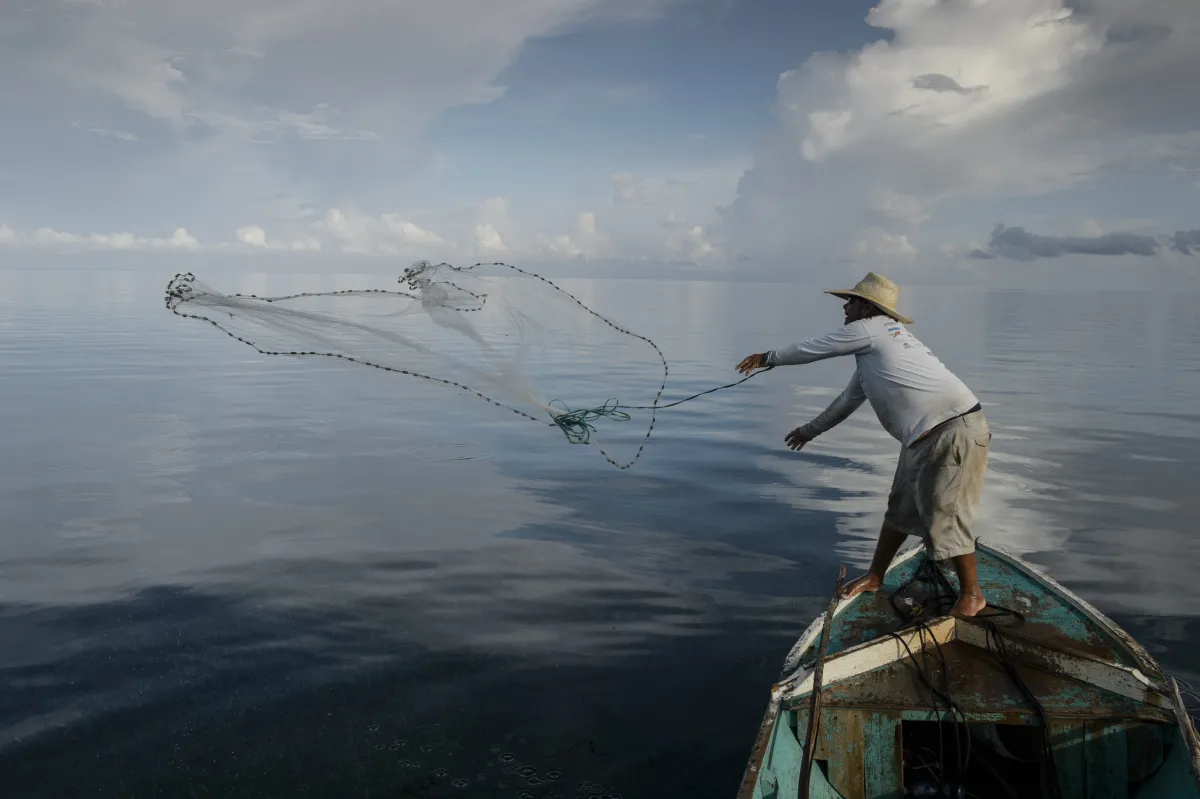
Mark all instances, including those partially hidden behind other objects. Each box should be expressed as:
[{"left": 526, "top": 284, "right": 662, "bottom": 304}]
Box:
[{"left": 825, "top": 272, "right": 913, "bottom": 325}]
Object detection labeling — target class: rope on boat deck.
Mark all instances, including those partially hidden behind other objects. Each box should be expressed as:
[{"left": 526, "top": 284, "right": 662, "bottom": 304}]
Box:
[
  {"left": 980, "top": 618, "right": 1063, "bottom": 799},
  {"left": 885, "top": 556, "right": 1063, "bottom": 799}
]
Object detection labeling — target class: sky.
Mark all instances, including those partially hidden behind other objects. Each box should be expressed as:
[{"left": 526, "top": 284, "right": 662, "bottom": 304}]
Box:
[{"left": 1, "top": 0, "right": 1198, "bottom": 281}]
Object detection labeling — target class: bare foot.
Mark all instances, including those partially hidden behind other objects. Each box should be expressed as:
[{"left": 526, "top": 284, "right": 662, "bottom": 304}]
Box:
[
  {"left": 951, "top": 591, "right": 987, "bottom": 618},
  {"left": 840, "top": 573, "right": 882, "bottom": 600}
]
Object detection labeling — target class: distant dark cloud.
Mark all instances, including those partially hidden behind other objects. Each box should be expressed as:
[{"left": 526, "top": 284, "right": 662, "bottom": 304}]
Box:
[
  {"left": 910, "top": 74, "right": 988, "bottom": 95},
  {"left": 1169, "top": 229, "right": 1200, "bottom": 255},
  {"left": 971, "top": 223, "right": 1162, "bottom": 261}
]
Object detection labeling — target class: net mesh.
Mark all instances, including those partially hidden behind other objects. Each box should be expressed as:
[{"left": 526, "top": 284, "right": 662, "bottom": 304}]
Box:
[{"left": 165, "top": 261, "right": 672, "bottom": 469}]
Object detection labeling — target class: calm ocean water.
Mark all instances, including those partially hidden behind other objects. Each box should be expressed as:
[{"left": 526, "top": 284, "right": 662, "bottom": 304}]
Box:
[{"left": 1, "top": 267, "right": 1198, "bottom": 798}]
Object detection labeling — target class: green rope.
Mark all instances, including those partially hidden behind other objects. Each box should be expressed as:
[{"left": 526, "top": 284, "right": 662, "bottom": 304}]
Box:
[
  {"left": 547, "top": 366, "right": 774, "bottom": 444},
  {"left": 548, "top": 398, "right": 631, "bottom": 444},
  {"left": 627, "top": 365, "right": 773, "bottom": 410}
]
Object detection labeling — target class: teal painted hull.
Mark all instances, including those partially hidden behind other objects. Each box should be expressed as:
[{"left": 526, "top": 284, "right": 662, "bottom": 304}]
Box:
[{"left": 737, "top": 542, "right": 1200, "bottom": 799}]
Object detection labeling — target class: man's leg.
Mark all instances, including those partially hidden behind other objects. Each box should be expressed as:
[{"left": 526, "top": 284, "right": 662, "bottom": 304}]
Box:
[
  {"left": 950, "top": 553, "right": 986, "bottom": 617},
  {"left": 841, "top": 526, "right": 908, "bottom": 599},
  {"left": 842, "top": 450, "right": 917, "bottom": 600},
  {"left": 919, "top": 414, "right": 992, "bottom": 617}
]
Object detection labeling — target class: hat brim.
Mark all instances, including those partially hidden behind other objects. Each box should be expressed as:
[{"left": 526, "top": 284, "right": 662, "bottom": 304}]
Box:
[{"left": 825, "top": 289, "right": 913, "bottom": 325}]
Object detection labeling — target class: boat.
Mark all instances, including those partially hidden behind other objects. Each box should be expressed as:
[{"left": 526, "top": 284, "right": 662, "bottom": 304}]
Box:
[{"left": 736, "top": 541, "right": 1200, "bottom": 799}]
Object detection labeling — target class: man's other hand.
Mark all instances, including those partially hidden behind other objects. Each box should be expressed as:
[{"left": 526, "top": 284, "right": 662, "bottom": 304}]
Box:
[
  {"left": 736, "top": 352, "right": 769, "bottom": 375},
  {"left": 785, "top": 428, "right": 810, "bottom": 451}
]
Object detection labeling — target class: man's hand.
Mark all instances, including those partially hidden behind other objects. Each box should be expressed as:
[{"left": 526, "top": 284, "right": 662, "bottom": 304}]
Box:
[
  {"left": 785, "top": 428, "right": 811, "bottom": 451},
  {"left": 736, "top": 352, "right": 769, "bottom": 376}
]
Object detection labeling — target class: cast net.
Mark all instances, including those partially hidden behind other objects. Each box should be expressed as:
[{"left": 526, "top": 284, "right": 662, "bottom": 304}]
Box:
[{"left": 165, "top": 261, "right": 680, "bottom": 468}]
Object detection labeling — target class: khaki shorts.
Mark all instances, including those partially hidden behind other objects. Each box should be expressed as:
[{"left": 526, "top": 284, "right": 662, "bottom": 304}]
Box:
[{"left": 883, "top": 411, "right": 991, "bottom": 561}]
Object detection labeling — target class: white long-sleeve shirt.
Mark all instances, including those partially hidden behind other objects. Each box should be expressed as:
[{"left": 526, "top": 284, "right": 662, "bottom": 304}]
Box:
[{"left": 766, "top": 315, "right": 979, "bottom": 448}]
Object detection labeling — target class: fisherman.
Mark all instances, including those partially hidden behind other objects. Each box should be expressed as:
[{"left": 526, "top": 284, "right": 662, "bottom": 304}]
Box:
[{"left": 736, "top": 272, "right": 991, "bottom": 617}]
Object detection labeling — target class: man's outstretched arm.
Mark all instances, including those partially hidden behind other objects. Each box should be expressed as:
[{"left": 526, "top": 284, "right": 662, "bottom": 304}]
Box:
[
  {"left": 785, "top": 370, "right": 867, "bottom": 450},
  {"left": 736, "top": 322, "right": 873, "bottom": 375}
]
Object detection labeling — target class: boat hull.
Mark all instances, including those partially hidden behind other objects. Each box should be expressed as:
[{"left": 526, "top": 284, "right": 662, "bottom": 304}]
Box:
[{"left": 737, "top": 542, "right": 1200, "bottom": 799}]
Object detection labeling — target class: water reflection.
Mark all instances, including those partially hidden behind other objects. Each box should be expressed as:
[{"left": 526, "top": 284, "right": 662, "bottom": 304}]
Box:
[{"left": 0, "top": 541, "right": 806, "bottom": 797}]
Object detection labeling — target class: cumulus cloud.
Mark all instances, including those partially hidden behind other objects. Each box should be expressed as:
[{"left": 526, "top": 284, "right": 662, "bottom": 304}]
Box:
[
  {"left": 0, "top": 189, "right": 722, "bottom": 263},
  {"left": 236, "top": 226, "right": 269, "bottom": 248},
  {"left": 472, "top": 196, "right": 515, "bottom": 255},
  {"left": 715, "top": 0, "right": 1200, "bottom": 267},
  {"left": 382, "top": 215, "right": 444, "bottom": 247},
  {"left": 533, "top": 211, "right": 607, "bottom": 259},
  {"left": 2, "top": 0, "right": 678, "bottom": 239},
  {"left": 594, "top": 162, "right": 745, "bottom": 263},
  {"left": 662, "top": 212, "right": 715, "bottom": 262},
  {"left": 314, "top": 207, "right": 446, "bottom": 255},
  {"left": 0, "top": 215, "right": 460, "bottom": 255},
  {"left": 13, "top": 1, "right": 672, "bottom": 142},
  {"left": 0, "top": 225, "right": 200, "bottom": 252},
  {"left": 475, "top": 224, "right": 507, "bottom": 253},
  {"left": 854, "top": 227, "right": 918, "bottom": 258},
  {"left": 225, "top": 225, "right": 321, "bottom": 251}
]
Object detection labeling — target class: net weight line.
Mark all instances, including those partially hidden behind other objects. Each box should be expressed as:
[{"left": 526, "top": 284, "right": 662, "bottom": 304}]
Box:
[{"left": 165, "top": 262, "right": 772, "bottom": 470}]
